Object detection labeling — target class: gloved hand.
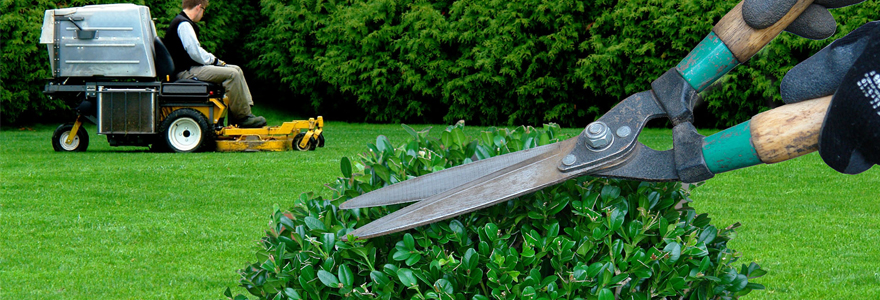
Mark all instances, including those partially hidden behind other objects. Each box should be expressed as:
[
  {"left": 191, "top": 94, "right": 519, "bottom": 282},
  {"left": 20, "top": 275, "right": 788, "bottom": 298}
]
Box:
[
  {"left": 743, "top": 0, "right": 866, "bottom": 40},
  {"left": 213, "top": 58, "right": 227, "bottom": 66},
  {"left": 780, "top": 21, "right": 880, "bottom": 174}
]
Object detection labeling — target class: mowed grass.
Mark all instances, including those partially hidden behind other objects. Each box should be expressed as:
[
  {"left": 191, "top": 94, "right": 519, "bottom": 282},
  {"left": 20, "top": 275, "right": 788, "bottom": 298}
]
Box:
[
  {"left": 689, "top": 153, "right": 880, "bottom": 298},
  {"left": 1, "top": 109, "right": 879, "bottom": 299}
]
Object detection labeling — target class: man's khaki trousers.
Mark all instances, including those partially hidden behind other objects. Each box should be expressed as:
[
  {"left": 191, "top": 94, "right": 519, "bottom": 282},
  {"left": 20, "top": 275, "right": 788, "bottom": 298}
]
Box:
[{"left": 178, "top": 64, "right": 254, "bottom": 120}]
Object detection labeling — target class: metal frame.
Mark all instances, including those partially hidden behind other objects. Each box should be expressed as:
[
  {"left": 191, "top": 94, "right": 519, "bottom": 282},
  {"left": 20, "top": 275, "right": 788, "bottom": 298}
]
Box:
[{"left": 97, "top": 87, "right": 157, "bottom": 135}]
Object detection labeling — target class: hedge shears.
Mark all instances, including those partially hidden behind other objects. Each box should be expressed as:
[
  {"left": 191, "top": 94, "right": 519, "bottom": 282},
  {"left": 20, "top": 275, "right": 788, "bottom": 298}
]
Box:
[{"left": 342, "top": 0, "right": 831, "bottom": 239}]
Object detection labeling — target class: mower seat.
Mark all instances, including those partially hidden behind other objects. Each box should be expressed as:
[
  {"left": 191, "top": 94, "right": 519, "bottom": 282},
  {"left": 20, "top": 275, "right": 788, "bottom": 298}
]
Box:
[{"left": 154, "top": 36, "right": 223, "bottom": 97}]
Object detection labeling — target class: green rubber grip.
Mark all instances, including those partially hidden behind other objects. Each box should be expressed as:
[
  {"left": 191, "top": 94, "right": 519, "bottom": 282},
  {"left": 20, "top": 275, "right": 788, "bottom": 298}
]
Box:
[
  {"left": 702, "top": 120, "right": 762, "bottom": 174},
  {"left": 676, "top": 32, "right": 740, "bottom": 92}
]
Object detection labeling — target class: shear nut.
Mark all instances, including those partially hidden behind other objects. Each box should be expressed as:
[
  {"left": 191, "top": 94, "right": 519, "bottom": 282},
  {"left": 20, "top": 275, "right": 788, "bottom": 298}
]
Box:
[{"left": 584, "top": 121, "right": 613, "bottom": 150}]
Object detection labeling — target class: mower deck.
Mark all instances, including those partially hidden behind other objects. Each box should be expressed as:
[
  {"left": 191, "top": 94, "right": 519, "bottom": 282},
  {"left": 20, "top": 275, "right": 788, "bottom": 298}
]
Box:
[{"left": 215, "top": 117, "right": 325, "bottom": 152}]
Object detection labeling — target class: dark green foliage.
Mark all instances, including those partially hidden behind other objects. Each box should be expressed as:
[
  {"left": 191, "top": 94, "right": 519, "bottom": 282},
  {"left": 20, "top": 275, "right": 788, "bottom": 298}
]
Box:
[
  {"left": 247, "top": 0, "right": 880, "bottom": 127},
  {"left": 5, "top": 0, "right": 879, "bottom": 126},
  {"left": 574, "top": 0, "right": 727, "bottom": 107},
  {"left": 229, "top": 123, "right": 766, "bottom": 299},
  {"left": 249, "top": 0, "right": 608, "bottom": 125},
  {"left": 1, "top": 0, "right": 65, "bottom": 123}
]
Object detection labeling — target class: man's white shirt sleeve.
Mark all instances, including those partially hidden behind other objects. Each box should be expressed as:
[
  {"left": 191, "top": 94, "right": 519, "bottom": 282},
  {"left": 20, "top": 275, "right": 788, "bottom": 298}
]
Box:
[{"left": 177, "top": 22, "right": 216, "bottom": 65}]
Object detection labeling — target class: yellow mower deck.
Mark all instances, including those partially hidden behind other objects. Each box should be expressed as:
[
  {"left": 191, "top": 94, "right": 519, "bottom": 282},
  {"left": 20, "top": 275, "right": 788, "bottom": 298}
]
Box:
[{"left": 215, "top": 116, "right": 325, "bottom": 152}]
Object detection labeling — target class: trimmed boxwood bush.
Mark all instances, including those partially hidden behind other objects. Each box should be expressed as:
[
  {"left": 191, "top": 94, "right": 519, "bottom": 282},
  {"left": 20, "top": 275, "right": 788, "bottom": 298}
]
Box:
[{"left": 227, "top": 123, "right": 766, "bottom": 300}]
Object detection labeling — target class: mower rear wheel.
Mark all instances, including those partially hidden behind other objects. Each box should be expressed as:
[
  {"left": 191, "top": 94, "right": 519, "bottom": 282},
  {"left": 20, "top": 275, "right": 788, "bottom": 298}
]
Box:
[
  {"left": 52, "top": 124, "right": 89, "bottom": 152},
  {"left": 159, "top": 108, "right": 212, "bottom": 153},
  {"left": 292, "top": 133, "right": 313, "bottom": 151}
]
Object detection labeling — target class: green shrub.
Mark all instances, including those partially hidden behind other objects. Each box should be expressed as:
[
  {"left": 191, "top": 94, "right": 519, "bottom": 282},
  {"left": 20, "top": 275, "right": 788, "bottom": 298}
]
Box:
[
  {"left": 246, "top": 0, "right": 879, "bottom": 127},
  {"left": 1, "top": 0, "right": 66, "bottom": 124},
  {"left": 228, "top": 123, "right": 765, "bottom": 300},
  {"left": 6, "top": 0, "right": 880, "bottom": 126},
  {"left": 249, "top": 0, "right": 609, "bottom": 126},
  {"left": 5, "top": 0, "right": 878, "bottom": 126}
]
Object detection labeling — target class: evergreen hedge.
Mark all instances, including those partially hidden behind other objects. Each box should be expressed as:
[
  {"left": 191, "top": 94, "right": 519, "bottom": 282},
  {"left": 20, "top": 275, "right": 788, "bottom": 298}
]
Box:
[
  {"left": 2, "top": 0, "right": 878, "bottom": 126},
  {"left": 247, "top": 0, "right": 879, "bottom": 127},
  {"left": 1, "top": 0, "right": 65, "bottom": 124}
]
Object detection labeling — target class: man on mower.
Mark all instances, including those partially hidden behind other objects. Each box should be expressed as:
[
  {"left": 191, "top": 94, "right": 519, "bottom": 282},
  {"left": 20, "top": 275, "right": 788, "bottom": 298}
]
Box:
[{"left": 164, "top": 0, "right": 266, "bottom": 128}]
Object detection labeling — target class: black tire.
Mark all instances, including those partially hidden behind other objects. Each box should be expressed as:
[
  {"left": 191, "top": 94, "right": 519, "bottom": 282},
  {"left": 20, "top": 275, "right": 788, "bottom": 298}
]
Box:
[
  {"left": 308, "top": 136, "right": 318, "bottom": 151},
  {"left": 316, "top": 134, "right": 325, "bottom": 148},
  {"left": 292, "top": 133, "right": 312, "bottom": 151},
  {"left": 52, "top": 124, "right": 89, "bottom": 152},
  {"left": 158, "top": 108, "right": 212, "bottom": 153}
]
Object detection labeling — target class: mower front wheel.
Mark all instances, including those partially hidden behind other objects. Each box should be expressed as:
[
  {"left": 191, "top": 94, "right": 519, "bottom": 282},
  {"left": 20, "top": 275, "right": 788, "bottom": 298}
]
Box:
[
  {"left": 52, "top": 124, "right": 89, "bottom": 152},
  {"left": 315, "top": 134, "right": 325, "bottom": 148},
  {"left": 292, "top": 133, "right": 313, "bottom": 151},
  {"left": 159, "top": 109, "right": 212, "bottom": 153}
]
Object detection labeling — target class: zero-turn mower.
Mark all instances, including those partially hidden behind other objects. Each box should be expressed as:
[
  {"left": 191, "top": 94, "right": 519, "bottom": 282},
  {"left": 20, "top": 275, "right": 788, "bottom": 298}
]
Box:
[{"left": 40, "top": 4, "right": 324, "bottom": 153}]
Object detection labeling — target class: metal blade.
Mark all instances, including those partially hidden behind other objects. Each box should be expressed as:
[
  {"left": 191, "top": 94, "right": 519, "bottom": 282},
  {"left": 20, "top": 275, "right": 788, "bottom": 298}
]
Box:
[
  {"left": 340, "top": 141, "right": 562, "bottom": 209},
  {"left": 347, "top": 138, "right": 579, "bottom": 239}
]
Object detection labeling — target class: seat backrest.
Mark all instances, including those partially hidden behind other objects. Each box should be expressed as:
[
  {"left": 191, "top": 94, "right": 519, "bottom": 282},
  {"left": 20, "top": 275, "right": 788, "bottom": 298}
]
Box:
[{"left": 154, "top": 36, "right": 176, "bottom": 82}]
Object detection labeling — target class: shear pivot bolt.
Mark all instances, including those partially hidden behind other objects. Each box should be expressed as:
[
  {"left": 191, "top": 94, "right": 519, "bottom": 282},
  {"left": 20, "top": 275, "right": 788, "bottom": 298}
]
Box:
[{"left": 584, "top": 121, "right": 613, "bottom": 150}]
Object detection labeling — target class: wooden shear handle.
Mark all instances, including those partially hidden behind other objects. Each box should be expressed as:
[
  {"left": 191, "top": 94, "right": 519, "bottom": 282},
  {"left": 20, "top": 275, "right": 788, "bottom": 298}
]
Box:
[
  {"left": 714, "top": 0, "right": 814, "bottom": 63},
  {"left": 751, "top": 96, "right": 830, "bottom": 163}
]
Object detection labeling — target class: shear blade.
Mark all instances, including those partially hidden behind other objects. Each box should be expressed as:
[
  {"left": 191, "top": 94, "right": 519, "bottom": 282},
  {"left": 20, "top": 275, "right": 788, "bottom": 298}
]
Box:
[
  {"left": 340, "top": 138, "right": 563, "bottom": 209},
  {"left": 344, "top": 89, "right": 680, "bottom": 239},
  {"left": 346, "top": 138, "right": 578, "bottom": 239}
]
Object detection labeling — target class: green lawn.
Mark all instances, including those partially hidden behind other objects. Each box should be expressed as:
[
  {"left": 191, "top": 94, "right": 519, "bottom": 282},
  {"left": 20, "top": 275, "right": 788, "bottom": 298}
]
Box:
[{"left": 1, "top": 110, "right": 878, "bottom": 299}]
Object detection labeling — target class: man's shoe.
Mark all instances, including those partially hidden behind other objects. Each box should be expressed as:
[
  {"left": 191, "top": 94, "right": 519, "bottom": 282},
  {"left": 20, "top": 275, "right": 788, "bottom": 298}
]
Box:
[{"left": 233, "top": 115, "right": 267, "bottom": 128}]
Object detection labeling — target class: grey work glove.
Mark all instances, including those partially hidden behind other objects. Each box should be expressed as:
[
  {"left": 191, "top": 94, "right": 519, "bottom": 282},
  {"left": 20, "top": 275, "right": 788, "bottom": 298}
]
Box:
[
  {"left": 780, "top": 21, "right": 880, "bottom": 174},
  {"left": 743, "top": 0, "right": 866, "bottom": 39}
]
